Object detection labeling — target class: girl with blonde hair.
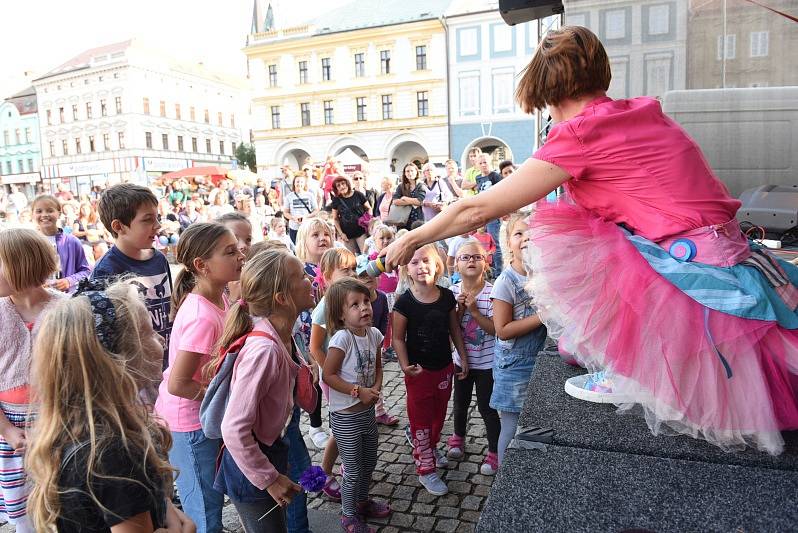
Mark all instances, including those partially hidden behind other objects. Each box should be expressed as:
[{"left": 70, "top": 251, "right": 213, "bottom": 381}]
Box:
[
  {"left": 26, "top": 280, "right": 192, "bottom": 532},
  {"left": 0, "top": 229, "right": 62, "bottom": 532}
]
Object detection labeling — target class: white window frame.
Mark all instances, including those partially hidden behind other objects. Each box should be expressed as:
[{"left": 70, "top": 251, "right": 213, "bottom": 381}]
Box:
[
  {"left": 750, "top": 31, "right": 769, "bottom": 58},
  {"left": 717, "top": 34, "right": 736, "bottom": 60}
]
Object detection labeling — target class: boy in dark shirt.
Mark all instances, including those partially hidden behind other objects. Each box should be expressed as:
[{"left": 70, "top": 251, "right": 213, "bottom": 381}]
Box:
[
  {"left": 93, "top": 184, "right": 173, "bottom": 369},
  {"left": 474, "top": 154, "right": 503, "bottom": 274}
]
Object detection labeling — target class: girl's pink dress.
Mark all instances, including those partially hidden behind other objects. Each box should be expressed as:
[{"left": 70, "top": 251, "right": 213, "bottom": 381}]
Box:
[{"left": 528, "top": 96, "right": 798, "bottom": 454}]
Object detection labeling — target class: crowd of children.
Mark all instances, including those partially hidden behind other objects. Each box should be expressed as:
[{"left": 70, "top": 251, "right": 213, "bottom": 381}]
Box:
[{"left": 0, "top": 179, "right": 546, "bottom": 533}]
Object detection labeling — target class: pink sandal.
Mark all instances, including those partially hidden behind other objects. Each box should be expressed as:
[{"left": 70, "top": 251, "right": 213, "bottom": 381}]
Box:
[
  {"left": 357, "top": 498, "right": 392, "bottom": 518},
  {"left": 375, "top": 412, "right": 399, "bottom": 426}
]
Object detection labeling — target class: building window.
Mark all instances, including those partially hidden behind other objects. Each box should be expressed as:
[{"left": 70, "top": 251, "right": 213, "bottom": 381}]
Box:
[
  {"left": 750, "top": 31, "right": 769, "bottom": 57},
  {"left": 49, "top": 140, "right": 55, "bottom": 156},
  {"left": 190, "top": 106, "right": 196, "bottom": 121},
  {"left": 118, "top": 131, "right": 125, "bottom": 149},
  {"left": 175, "top": 103, "right": 181, "bottom": 119},
  {"left": 300, "top": 103, "right": 311, "bottom": 126},
  {"left": 178, "top": 135, "right": 184, "bottom": 151},
  {"left": 75, "top": 138, "right": 82, "bottom": 154},
  {"left": 17, "top": 160, "right": 23, "bottom": 173},
  {"left": 417, "top": 91, "right": 429, "bottom": 117},
  {"left": 103, "top": 133, "right": 110, "bottom": 151},
  {"left": 217, "top": 112, "right": 223, "bottom": 126},
  {"left": 4, "top": 161, "right": 11, "bottom": 174},
  {"left": 271, "top": 106, "right": 281, "bottom": 129},
  {"left": 380, "top": 50, "right": 391, "bottom": 75},
  {"left": 204, "top": 109, "right": 209, "bottom": 123},
  {"left": 115, "top": 96, "right": 122, "bottom": 114},
  {"left": 192, "top": 137, "right": 198, "bottom": 152},
  {"left": 324, "top": 100, "right": 334, "bottom": 125},
  {"left": 299, "top": 61, "right": 308, "bottom": 84},
  {"left": 645, "top": 54, "right": 673, "bottom": 97},
  {"left": 89, "top": 135, "right": 95, "bottom": 152},
  {"left": 145, "top": 131, "right": 152, "bottom": 149},
  {"left": 100, "top": 99, "right": 107, "bottom": 117},
  {"left": 321, "top": 57, "right": 331, "bottom": 81},
  {"left": 268, "top": 64, "right": 278, "bottom": 87},
  {"left": 13, "top": 129, "right": 20, "bottom": 145},
  {"left": 46, "top": 109, "right": 52, "bottom": 125},
  {"left": 416, "top": 45, "right": 427, "bottom": 70},
  {"left": 219, "top": 140, "right": 225, "bottom": 154},
  {"left": 492, "top": 68, "right": 514, "bottom": 113},
  {"left": 162, "top": 133, "right": 169, "bottom": 150},
  {"left": 232, "top": 142, "right": 237, "bottom": 154},
  {"left": 72, "top": 104, "right": 79, "bottom": 120},
  {"left": 604, "top": 9, "right": 627, "bottom": 40},
  {"left": 647, "top": 4, "right": 670, "bottom": 36},
  {"left": 2, "top": 130, "right": 8, "bottom": 146},
  {"left": 24, "top": 128, "right": 31, "bottom": 144},
  {"left": 27, "top": 159, "right": 33, "bottom": 172},
  {"left": 206, "top": 138, "right": 212, "bottom": 153},
  {"left": 159, "top": 100, "right": 166, "bottom": 117},
  {"left": 382, "top": 95, "right": 392, "bottom": 120},
  {"left": 717, "top": 34, "right": 736, "bottom": 60},
  {"left": 231, "top": 114, "right": 236, "bottom": 128},
  {"left": 354, "top": 53, "right": 365, "bottom": 77},
  {"left": 143, "top": 98, "right": 150, "bottom": 114},
  {"left": 356, "top": 97, "right": 367, "bottom": 121},
  {"left": 458, "top": 72, "right": 480, "bottom": 116},
  {"left": 86, "top": 102, "right": 93, "bottom": 119}
]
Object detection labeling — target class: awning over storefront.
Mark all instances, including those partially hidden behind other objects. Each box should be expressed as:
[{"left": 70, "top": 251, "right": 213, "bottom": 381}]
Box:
[{"left": 160, "top": 165, "right": 229, "bottom": 185}]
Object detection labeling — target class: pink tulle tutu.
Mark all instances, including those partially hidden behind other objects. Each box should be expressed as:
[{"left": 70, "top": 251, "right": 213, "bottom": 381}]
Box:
[{"left": 525, "top": 201, "right": 798, "bottom": 454}]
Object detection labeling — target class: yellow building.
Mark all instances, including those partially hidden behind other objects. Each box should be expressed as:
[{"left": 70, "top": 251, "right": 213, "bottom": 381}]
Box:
[{"left": 245, "top": 0, "right": 452, "bottom": 176}]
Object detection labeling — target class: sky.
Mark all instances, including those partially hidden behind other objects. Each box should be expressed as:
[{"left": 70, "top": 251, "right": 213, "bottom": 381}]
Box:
[{"left": 0, "top": 0, "right": 351, "bottom": 97}]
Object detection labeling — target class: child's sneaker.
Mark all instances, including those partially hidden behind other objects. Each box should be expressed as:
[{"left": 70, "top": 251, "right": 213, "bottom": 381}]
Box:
[
  {"left": 341, "top": 515, "right": 375, "bottom": 533},
  {"left": 446, "top": 434, "right": 465, "bottom": 460},
  {"left": 418, "top": 472, "right": 448, "bottom": 496},
  {"left": 308, "top": 426, "right": 329, "bottom": 449},
  {"left": 357, "top": 499, "right": 392, "bottom": 518},
  {"left": 433, "top": 448, "right": 449, "bottom": 468},
  {"left": 382, "top": 347, "right": 398, "bottom": 363},
  {"left": 480, "top": 452, "right": 499, "bottom": 475},
  {"left": 322, "top": 476, "right": 341, "bottom": 502},
  {"left": 375, "top": 412, "right": 399, "bottom": 426}
]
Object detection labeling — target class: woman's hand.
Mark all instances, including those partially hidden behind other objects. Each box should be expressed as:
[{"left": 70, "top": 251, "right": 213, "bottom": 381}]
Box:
[
  {"left": 160, "top": 500, "right": 196, "bottom": 533},
  {"left": 381, "top": 231, "right": 419, "bottom": 271}
]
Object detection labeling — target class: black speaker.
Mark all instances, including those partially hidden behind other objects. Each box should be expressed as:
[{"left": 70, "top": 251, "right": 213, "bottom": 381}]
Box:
[{"left": 499, "top": 0, "right": 564, "bottom": 25}]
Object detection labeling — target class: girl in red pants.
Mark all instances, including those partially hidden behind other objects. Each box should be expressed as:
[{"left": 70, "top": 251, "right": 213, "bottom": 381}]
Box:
[{"left": 393, "top": 244, "right": 468, "bottom": 496}]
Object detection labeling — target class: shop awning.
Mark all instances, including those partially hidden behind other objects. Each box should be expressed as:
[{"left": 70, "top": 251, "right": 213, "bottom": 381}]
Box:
[{"left": 160, "top": 166, "right": 229, "bottom": 185}]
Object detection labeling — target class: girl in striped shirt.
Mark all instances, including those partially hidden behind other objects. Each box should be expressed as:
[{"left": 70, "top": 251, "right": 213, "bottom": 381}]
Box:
[{"left": 447, "top": 240, "right": 501, "bottom": 475}]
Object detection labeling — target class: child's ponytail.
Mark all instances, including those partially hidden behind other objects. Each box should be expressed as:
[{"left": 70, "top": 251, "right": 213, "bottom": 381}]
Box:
[{"left": 170, "top": 222, "right": 232, "bottom": 319}]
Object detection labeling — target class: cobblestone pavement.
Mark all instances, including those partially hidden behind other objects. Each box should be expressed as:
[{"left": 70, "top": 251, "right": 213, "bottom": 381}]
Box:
[{"left": 1, "top": 361, "right": 494, "bottom": 533}]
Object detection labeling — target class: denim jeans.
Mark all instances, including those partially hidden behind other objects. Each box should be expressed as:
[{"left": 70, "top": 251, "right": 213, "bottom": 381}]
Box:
[
  {"left": 487, "top": 219, "right": 502, "bottom": 275},
  {"left": 285, "top": 406, "right": 312, "bottom": 533},
  {"left": 169, "top": 429, "right": 224, "bottom": 533}
]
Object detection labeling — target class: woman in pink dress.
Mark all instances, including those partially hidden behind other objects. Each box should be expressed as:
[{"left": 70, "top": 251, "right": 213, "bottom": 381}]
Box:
[{"left": 382, "top": 25, "right": 798, "bottom": 455}]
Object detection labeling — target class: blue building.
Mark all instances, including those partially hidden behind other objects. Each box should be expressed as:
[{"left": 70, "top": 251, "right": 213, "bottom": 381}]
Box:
[
  {"left": 444, "top": 0, "right": 543, "bottom": 172},
  {"left": 0, "top": 86, "right": 42, "bottom": 200}
]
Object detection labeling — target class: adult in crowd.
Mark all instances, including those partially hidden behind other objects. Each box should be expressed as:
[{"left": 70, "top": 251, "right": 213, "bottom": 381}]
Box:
[
  {"left": 391, "top": 164, "right": 425, "bottom": 230},
  {"left": 7, "top": 185, "right": 28, "bottom": 216},
  {"left": 54, "top": 183, "right": 74, "bottom": 203},
  {"left": 72, "top": 201, "right": 100, "bottom": 241},
  {"left": 283, "top": 173, "right": 319, "bottom": 242},
  {"left": 330, "top": 176, "right": 370, "bottom": 254},
  {"left": 420, "top": 163, "right": 459, "bottom": 222},
  {"left": 460, "top": 147, "right": 483, "bottom": 197},
  {"left": 443, "top": 159, "right": 464, "bottom": 199},
  {"left": 208, "top": 190, "right": 233, "bottom": 219},
  {"left": 384, "top": 24, "right": 798, "bottom": 456},
  {"left": 474, "top": 154, "right": 504, "bottom": 273},
  {"left": 303, "top": 165, "right": 324, "bottom": 208},
  {"left": 376, "top": 175, "right": 397, "bottom": 222},
  {"left": 351, "top": 170, "right": 378, "bottom": 216}
]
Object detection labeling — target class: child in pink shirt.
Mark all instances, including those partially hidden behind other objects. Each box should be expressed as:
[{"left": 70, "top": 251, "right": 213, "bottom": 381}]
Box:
[
  {"left": 155, "top": 222, "right": 245, "bottom": 533},
  {"left": 213, "top": 249, "right": 316, "bottom": 532}
]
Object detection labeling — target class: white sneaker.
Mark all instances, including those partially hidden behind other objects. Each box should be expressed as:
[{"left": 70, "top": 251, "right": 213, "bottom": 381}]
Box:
[
  {"left": 308, "top": 426, "right": 329, "bottom": 449},
  {"left": 418, "top": 472, "right": 448, "bottom": 496},
  {"left": 433, "top": 448, "right": 449, "bottom": 468}
]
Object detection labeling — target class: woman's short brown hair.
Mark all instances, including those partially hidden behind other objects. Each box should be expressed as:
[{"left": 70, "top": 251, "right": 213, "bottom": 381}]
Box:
[{"left": 515, "top": 25, "right": 611, "bottom": 113}]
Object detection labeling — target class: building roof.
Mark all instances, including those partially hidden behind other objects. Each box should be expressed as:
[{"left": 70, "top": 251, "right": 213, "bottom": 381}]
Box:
[
  {"left": 36, "top": 40, "right": 132, "bottom": 81},
  {"left": 5, "top": 86, "right": 37, "bottom": 115},
  {"left": 444, "top": 0, "right": 498, "bottom": 18},
  {"left": 311, "top": 0, "right": 452, "bottom": 35}
]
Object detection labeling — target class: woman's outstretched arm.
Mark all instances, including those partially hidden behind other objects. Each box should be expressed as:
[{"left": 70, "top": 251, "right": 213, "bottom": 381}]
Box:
[{"left": 382, "top": 158, "right": 570, "bottom": 268}]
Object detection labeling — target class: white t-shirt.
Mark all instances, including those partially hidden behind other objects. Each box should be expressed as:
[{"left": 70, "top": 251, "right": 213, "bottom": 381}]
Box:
[
  {"left": 451, "top": 282, "right": 495, "bottom": 370},
  {"left": 327, "top": 327, "right": 384, "bottom": 412},
  {"left": 283, "top": 191, "right": 318, "bottom": 231}
]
